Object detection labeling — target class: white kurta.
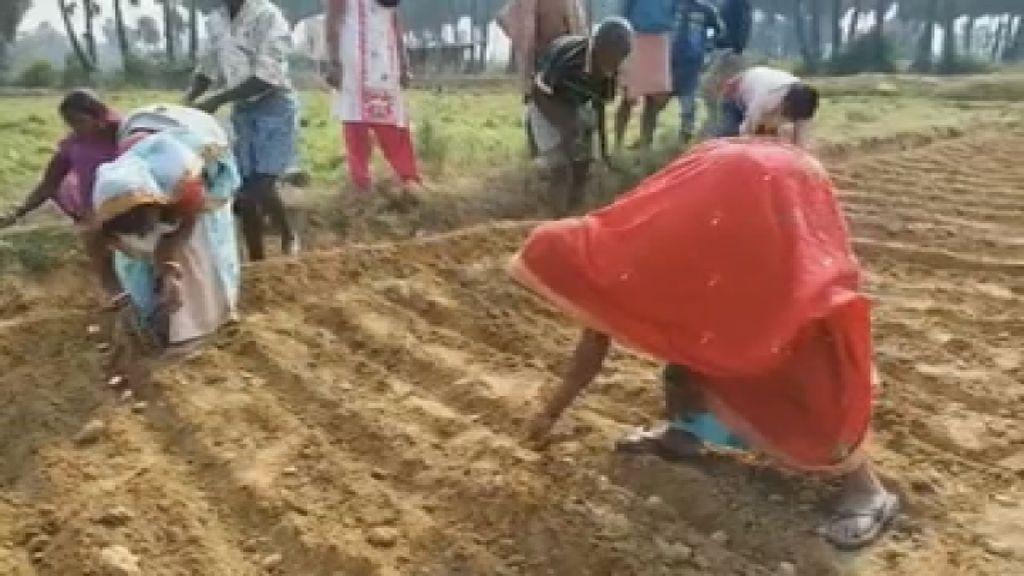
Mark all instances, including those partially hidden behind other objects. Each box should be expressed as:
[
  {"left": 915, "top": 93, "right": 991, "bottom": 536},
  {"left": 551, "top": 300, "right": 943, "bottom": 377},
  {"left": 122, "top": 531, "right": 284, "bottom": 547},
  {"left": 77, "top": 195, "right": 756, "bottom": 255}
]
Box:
[{"left": 331, "top": 0, "right": 408, "bottom": 127}]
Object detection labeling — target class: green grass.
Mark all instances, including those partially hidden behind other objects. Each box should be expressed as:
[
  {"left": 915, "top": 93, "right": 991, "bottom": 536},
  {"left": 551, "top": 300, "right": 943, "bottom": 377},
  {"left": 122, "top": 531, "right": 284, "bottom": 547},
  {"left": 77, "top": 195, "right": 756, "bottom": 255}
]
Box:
[{"left": 0, "top": 77, "right": 1020, "bottom": 212}]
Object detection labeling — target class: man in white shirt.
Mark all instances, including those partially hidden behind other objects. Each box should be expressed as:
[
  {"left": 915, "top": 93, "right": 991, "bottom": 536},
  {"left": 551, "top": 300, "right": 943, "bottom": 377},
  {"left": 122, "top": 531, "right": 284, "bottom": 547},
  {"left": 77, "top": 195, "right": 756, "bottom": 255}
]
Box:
[
  {"left": 718, "top": 66, "right": 819, "bottom": 149},
  {"left": 184, "top": 0, "right": 299, "bottom": 261}
]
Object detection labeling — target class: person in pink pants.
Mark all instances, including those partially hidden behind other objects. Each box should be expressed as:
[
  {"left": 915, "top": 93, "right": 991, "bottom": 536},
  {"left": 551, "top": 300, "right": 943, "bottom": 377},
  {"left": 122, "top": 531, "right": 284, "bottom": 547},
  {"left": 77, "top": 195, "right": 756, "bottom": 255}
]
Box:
[{"left": 324, "top": 0, "right": 422, "bottom": 203}]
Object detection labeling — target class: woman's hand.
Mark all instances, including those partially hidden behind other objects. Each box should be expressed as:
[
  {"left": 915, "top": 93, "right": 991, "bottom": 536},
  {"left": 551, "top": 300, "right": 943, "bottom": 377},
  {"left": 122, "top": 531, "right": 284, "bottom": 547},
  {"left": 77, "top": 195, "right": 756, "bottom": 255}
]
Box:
[{"left": 0, "top": 211, "right": 19, "bottom": 228}]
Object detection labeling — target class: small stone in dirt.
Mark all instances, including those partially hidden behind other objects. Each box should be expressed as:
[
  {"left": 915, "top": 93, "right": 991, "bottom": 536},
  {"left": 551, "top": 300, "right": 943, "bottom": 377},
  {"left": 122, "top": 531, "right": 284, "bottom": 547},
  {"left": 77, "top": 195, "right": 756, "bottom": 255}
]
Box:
[
  {"left": 710, "top": 530, "right": 729, "bottom": 544},
  {"left": 97, "top": 506, "right": 135, "bottom": 526},
  {"left": 366, "top": 526, "right": 399, "bottom": 548},
  {"left": 99, "top": 545, "right": 141, "bottom": 576},
  {"left": 984, "top": 539, "right": 1015, "bottom": 558},
  {"left": 657, "top": 539, "right": 692, "bottom": 564},
  {"left": 261, "top": 553, "right": 283, "bottom": 569},
  {"left": 74, "top": 419, "right": 107, "bottom": 445},
  {"left": 645, "top": 495, "right": 664, "bottom": 508},
  {"left": 107, "top": 375, "right": 125, "bottom": 388},
  {"left": 87, "top": 324, "right": 102, "bottom": 335},
  {"left": 689, "top": 554, "right": 710, "bottom": 570},
  {"left": 131, "top": 402, "right": 148, "bottom": 414},
  {"left": 778, "top": 561, "right": 797, "bottom": 575},
  {"left": 96, "top": 342, "right": 112, "bottom": 353},
  {"left": 992, "top": 494, "right": 1015, "bottom": 506},
  {"left": 119, "top": 390, "right": 134, "bottom": 402},
  {"left": 282, "top": 466, "right": 298, "bottom": 476}
]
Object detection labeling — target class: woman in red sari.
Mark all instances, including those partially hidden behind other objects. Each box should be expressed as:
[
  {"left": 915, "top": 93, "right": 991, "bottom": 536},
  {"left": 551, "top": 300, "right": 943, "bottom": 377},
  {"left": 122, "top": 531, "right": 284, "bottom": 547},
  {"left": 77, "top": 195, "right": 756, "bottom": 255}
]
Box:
[{"left": 511, "top": 138, "right": 898, "bottom": 550}]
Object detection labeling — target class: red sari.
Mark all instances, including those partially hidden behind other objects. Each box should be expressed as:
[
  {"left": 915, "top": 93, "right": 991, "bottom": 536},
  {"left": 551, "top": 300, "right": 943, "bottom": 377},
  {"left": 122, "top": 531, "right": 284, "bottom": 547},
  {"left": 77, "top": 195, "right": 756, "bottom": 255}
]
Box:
[{"left": 510, "top": 139, "right": 874, "bottom": 473}]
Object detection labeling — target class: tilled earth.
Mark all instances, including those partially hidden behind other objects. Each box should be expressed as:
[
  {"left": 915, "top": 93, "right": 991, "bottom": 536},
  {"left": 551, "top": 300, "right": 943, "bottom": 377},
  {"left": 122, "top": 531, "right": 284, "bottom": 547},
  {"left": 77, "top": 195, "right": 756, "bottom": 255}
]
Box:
[{"left": 0, "top": 129, "right": 1022, "bottom": 575}]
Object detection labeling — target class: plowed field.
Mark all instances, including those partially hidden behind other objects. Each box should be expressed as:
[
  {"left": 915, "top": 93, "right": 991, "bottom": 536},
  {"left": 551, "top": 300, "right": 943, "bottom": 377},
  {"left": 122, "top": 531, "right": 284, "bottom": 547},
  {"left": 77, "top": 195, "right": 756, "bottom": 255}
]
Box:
[{"left": 1, "top": 128, "right": 1022, "bottom": 576}]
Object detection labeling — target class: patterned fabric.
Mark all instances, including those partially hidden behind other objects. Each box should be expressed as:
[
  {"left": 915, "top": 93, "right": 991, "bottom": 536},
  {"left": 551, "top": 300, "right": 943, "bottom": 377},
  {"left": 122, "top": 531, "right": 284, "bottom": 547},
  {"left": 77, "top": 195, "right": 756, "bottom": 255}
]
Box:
[
  {"left": 196, "top": 0, "right": 293, "bottom": 98},
  {"left": 535, "top": 35, "right": 617, "bottom": 107},
  {"left": 93, "top": 118, "right": 241, "bottom": 345},
  {"left": 330, "top": 0, "right": 408, "bottom": 127}
]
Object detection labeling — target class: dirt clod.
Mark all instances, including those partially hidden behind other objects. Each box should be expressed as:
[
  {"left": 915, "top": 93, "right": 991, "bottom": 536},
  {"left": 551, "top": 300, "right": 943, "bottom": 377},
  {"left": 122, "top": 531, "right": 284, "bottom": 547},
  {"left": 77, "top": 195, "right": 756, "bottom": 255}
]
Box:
[
  {"left": 98, "top": 545, "right": 141, "bottom": 576},
  {"left": 74, "top": 419, "right": 107, "bottom": 445},
  {"left": 366, "top": 526, "right": 399, "bottom": 548}
]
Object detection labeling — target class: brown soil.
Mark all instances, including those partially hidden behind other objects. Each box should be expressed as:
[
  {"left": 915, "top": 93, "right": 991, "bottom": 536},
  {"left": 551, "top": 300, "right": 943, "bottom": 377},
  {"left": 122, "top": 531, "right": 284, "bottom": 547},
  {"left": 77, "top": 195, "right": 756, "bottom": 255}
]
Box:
[{"left": 1, "top": 129, "right": 1023, "bottom": 575}]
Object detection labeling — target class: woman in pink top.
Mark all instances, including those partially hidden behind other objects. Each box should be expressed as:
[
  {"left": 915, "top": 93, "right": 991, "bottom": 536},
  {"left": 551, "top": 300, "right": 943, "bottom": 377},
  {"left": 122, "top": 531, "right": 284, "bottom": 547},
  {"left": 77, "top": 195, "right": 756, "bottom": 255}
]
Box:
[{"left": 1, "top": 89, "right": 121, "bottom": 226}]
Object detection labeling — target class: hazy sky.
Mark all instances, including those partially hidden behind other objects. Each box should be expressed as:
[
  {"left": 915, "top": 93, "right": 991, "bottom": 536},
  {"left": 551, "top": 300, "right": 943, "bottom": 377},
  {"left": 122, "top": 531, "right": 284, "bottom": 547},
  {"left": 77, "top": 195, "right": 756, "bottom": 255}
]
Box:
[{"left": 20, "top": 0, "right": 164, "bottom": 34}]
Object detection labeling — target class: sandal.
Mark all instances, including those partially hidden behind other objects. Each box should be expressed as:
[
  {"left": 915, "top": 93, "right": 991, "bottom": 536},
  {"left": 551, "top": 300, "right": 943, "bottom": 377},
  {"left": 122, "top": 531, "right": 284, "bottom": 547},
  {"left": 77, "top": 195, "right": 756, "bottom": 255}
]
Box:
[{"left": 818, "top": 491, "right": 900, "bottom": 550}]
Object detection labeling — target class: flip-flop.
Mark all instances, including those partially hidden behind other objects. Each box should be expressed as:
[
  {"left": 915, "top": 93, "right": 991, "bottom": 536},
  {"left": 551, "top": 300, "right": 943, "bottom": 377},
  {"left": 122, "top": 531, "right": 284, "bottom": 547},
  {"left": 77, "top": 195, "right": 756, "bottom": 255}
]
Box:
[
  {"left": 615, "top": 426, "right": 703, "bottom": 462},
  {"left": 819, "top": 491, "right": 900, "bottom": 551}
]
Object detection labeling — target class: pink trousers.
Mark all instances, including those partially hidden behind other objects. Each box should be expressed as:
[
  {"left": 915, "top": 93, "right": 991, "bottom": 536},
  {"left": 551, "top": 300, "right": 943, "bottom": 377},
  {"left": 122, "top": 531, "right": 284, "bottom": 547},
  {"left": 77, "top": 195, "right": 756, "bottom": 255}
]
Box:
[{"left": 343, "top": 122, "right": 421, "bottom": 190}]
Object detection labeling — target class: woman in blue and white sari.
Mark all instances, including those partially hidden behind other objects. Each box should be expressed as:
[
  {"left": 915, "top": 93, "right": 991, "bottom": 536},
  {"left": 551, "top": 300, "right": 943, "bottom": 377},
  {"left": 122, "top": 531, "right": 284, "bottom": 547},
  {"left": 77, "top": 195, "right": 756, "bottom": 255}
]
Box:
[{"left": 92, "top": 105, "right": 241, "bottom": 357}]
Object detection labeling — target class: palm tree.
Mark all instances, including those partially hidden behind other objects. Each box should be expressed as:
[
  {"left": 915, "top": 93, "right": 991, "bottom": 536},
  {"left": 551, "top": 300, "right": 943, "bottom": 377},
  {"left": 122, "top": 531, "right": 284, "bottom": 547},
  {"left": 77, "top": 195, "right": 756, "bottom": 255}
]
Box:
[
  {"left": 113, "top": 0, "right": 133, "bottom": 71},
  {"left": 874, "top": 0, "right": 889, "bottom": 66},
  {"left": 0, "top": 0, "right": 33, "bottom": 79},
  {"left": 58, "top": 0, "right": 96, "bottom": 73}
]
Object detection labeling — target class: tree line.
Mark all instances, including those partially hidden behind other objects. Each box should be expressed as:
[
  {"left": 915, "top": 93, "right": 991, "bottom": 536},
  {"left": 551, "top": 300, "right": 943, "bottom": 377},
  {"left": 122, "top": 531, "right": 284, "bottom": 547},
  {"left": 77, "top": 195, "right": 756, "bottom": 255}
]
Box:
[{"left": 1, "top": 0, "right": 1022, "bottom": 84}]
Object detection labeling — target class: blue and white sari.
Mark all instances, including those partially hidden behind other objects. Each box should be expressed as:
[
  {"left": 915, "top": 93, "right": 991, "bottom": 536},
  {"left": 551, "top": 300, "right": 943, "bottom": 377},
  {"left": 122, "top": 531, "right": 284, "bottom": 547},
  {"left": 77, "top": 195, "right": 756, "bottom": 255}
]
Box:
[{"left": 93, "top": 106, "right": 241, "bottom": 344}]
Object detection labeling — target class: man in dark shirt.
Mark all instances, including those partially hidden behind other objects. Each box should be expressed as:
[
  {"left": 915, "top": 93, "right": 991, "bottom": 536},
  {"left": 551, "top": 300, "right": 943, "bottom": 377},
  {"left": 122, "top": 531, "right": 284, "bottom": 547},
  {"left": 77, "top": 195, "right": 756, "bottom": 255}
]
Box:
[{"left": 528, "top": 17, "right": 633, "bottom": 215}]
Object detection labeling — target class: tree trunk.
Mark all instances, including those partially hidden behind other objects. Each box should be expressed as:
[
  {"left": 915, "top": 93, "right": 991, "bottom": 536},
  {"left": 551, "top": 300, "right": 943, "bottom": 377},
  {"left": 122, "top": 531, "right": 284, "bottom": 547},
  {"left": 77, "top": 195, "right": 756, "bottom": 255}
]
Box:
[
  {"left": 164, "top": 0, "right": 177, "bottom": 63},
  {"left": 847, "top": 0, "right": 863, "bottom": 42},
  {"left": 940, "top": 0, "right": 956, "bottom": 70},
  {"left": 874, "top": 0, "right": 888, "bottom": 67},
  {"left": 59, "top": 0, "right": 96, "bottom": 72},
  {"left": 912, "top": 0, "right": 937, "bottom": 72},
  {"left": 792, "top": 0, "right": 816, "bottom": 72},
  {"left": 810, "top": 0, "right": 823, "bottom": 61},
  {"left": 830, "top": 0, "right": 842, "bottom": 56},
  {"left": 478, "top": 15, "right": 490, "bottom": 72},
  {"left": 189, "top": 0, "right": 199, "bottom": 63},
  {"left": 991, "top": 15, "right": 1006, "bottom": 61},
  {"left": 1005, "top": 15, "right": 1024, "bottom": 62},
  {"left": 83, "top": 0, "right": 97, "bottom": 63},
  {"left": 962, "top": 15, "right": 975, "bottom": 56},
  {"left": 0, "top": 40, "right": 8, "bottom": 82},
  {"left": 114, "top": 0, "right": 131, "bottom": 71}
]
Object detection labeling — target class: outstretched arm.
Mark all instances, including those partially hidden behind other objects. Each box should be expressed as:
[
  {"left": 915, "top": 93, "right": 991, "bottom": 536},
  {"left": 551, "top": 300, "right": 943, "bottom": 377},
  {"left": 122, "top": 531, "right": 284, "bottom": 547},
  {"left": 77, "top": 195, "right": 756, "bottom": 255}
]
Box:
[
  {"left": 527, "top": 328, "right": 611, "bottom": 444},
  {"left": 1, "top": 152, "right": 70, "bottom": 226}
]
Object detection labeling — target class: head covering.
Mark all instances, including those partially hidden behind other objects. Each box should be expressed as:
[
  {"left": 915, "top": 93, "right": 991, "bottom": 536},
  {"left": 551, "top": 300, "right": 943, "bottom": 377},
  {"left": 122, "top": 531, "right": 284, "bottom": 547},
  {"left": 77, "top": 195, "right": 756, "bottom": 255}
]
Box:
[
  {"left": 509, "top": 139, "right": 872, "bottom": 473},
  {"left": 92, "top": 155, "right": 169, "bottom": 226}
]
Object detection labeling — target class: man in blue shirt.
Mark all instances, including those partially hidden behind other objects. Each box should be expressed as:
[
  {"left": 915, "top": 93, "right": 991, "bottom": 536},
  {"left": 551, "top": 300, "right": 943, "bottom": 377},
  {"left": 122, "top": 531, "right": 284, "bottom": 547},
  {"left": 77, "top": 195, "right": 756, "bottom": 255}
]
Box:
[
  {"left": 614, "top": 0, "right": 677, "bottom": 150},
  {"left": 672, "top": 0, "right": 723, "bottom": 142}
]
